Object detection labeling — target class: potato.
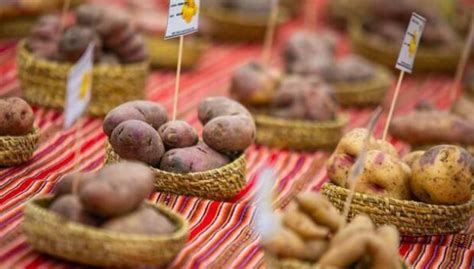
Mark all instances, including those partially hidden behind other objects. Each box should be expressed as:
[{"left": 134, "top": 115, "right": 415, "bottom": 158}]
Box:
[
  {"left": 376, "top": 225, "right": 400, "bottom": 251},
  {"left": 282, "top": 203, "right": 330, "bottom": 240},
  {"left": 262, "top": 227, "right": 308, "bottom": 260},
  {"left": 116, "top": 34, "right": 145, "bottom": 58},
  {"left": 102, "top": 205, "right": 175, "bottom": 235},
  {"left": 295, "top": 192, "right": 344, "bottom": 232},
  {"left": 0, "top": 97, "right": 34, "bottom": 136},
  {"left": 327, "top": 153, "right": 354, "bottom": 187},
  {"left": 333, "top": 128, "right": 375, "bottom": 156},
  {"left": 49, "top": 194, "right": 100, "bottom": 226},
  {"left": 354, "top": 150, "right": 412, "bottom": 200},
  {"left": 110, "top": 120, "right": 165, "bottom": 166},
  {"left": 120, "top": 46, "right": 148, "bottom": 63},
  {"left": 203, "top": 115, "right": 255, "bottom": 153},
  {"left": 79, "top": 162, "right": 154, "bottom": 217},
  {"left": 76, "top": 4, "right": 103, "bottom": 26},
  {"left": 26, "top": 15, "right": 60, "bottom": 59},
  {"left": 54, "top": 171, "right": 95, "bottom": 196},
  {"left": 411, "top": 145, "right": 472, "bottom": 205},
  {"left": 300, "top": 240, "right": 329, "bottom": 262},
  {"left": 159, "top": 142, "right": 230, "bottom": 173},
  {"left": 158, "top": 120, "right": 198, "bottom": 149},
  {"left": 402, "top": 150, "right": 425, "bottom": 168},
  {"left": 330, "top": 215, "right": 374, "bottom": 246},
  {"left": 58, "top": 26, "right": 102, "bottom": 62},
  {"left": 103, "top": 101, "right": 168, "bottom": 136},
  {"left": 197, "top": 96, "right": 251, "bottom": 125}
]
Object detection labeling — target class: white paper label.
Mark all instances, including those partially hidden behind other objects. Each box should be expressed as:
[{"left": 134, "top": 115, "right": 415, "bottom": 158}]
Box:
[
  {"left": 64, "top": 43, "right": 94, "bottom": 129},
  {"left": 395, "top": 12, "right": 426, "bottom": 73},
  {"left": 164, "top": 0, "right": 200, "bottom": 39}
]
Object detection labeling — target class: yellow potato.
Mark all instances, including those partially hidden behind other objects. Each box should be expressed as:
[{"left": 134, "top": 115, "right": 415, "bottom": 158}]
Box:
[
  {"left": 262, "top": 227, "right": 308, "bottom": 260},
  {"left": 331, "top": 215, "right": 374, "bottom": 246},
  {"left": 282, "top": 203, "right": 330, "bottom": 240},
  {"left": 402, "top": 151, "right": 425, "bottom": 168},
  {"left": 295, "top": 192, "right": 344, "bottom": 232}
]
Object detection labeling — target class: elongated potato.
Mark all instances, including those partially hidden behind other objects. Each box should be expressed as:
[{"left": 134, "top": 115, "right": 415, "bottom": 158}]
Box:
[
  {"left": 330, "top": 215, "right": 374, "bottom": 246},
  {"left": 282, "top": 203, "right": 330, "bottom": 240},
  {"left": 295, "top": 192, "right": 344, "bottom": 232},
  {"left": 197, "top": 96, "right": 251, "bottom": 125}
]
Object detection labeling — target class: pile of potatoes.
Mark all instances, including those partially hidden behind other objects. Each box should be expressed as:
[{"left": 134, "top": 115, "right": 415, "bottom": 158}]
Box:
[
  {"left": 263, "top": 192, "right": 402, "bottom": 269},
  {"left": 103, "top": 97, "right": 256, "bottom": 173},
  {"left": 26, "top": 4, "right": 147, "bottom": 64},
  {"left": 50, "top": 161, "right": 176, "bottom": 235},
  {"left": 327, "top": 128, "right": 473, "bottom": 205},
  {"left": 0, "top": 97, "right": 35, "bottom": 136}
]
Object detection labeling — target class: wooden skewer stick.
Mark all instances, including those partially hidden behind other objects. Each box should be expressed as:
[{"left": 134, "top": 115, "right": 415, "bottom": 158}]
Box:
[
  {"left": 261, "top": 0, "right": 279, "bottom": 68},
  {"left": 382, "top": 70, "right": 405, "bottom": 141},
  {"left": 449, "top": 12, "right": 474, "bottom": 106},
  {"left": 59, "top": 0, "right": 71, "bottom": 33},
  {"left": 172, "top": 35, "right": 185, "bottom": 121}
]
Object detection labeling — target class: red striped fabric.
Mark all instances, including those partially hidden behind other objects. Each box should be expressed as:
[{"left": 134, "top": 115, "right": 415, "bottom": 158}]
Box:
[{"left": 1, "top": 2, "right": 473, "bottom": 268}]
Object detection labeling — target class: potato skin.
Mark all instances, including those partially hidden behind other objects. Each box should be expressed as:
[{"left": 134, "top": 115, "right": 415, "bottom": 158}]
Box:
[
  {"left": 49, "top": 194, "right": 100, "bottom": 226},
  {"left": 76, "top": 4, "right": 104, "bottom": 27},
  {"left": 198, "top": 96, "right": 251, "bottom": 125},
  {"left": 110, "top": 120, "right": 165, "bottom": 166},
  {"left": 158, "top": 120, "right": 198, "bottom": 149},
  {"left": 159, "top": 142, "right": 230, "bottom": 173},
  {"left": 102, "top": 205, "right": 175, "bottom": 235},
  {"left": 103, "top": 101, "right": 168, "bottom": 136},
  {"left": 58, "top": 26, "right": 102, "bottom": 62},
  {"left": 79, "top": 162, "right": 154, "bottom": 217},
  {"left": 0, "top": 97, "right": 34, "bottom": 136},
  {"left": 54, "top": 171, "right": 95, "bottom": 196},
  {"left": 411, "top": 145, "right": 472, "bottom": 205},
  {"left": 203, "top": 115, "right": 256, "bottom": 153}
]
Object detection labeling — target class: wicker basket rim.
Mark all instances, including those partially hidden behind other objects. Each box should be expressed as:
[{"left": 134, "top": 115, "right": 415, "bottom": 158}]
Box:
[
  {"left": 330, "top": 67, "right": 392, "bottom": 93},
  {"left": 25, "top": 195, "right": 189, "bottom": 242},
  {"left": 322, "top": 182, "right": 474, "bottom": 210},
  {"left": 202, "top": 7, "right": 288, "bottom": 26},
  {"left": 254, "top": 114, "right": 349, "bottom": 128},
  {"left": 275, "top": 257, "right": 411, "bottom": 269},
  {"left": 0, "top": 127, "right": 39, "bottom": 140},
  {"left": 18, "top": 41, "right": 149, "bottom": 71},
  {"left": 349, "top": 22, "right": 462, "bottom": 57},
  {"left": 146, "top": 36, "right": 210, "bottom": 50},
  {"left": 106, "top": 141, "right": 246, "bottom": 177}
]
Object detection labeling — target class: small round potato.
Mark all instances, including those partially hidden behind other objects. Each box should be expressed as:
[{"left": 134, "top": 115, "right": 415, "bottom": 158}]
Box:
[
  {"left": 58, "top": 26, "right": 102, "bottom": 62},
  {"left": 198, "top": 96, "right": 252, "bottom": 125},
  {"left": 158, "top": 120, "right": 198, "bottom": 149},
  {"left": 0, "top": 97, "right": 34, "bottom": 136},
  {"left": 50, "top": 194, "right": 100, "bottom": 226},
  {"left": 110, "top": 120, "right": 165, "bottom": 166},
  {"left": 203, "top": 115, "right": 256, "bottom": 153}
]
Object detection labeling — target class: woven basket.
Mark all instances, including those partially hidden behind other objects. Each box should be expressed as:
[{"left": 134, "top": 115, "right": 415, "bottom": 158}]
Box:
[
  {"left": 0, "top": 16, "right": 38, "bottom": 39},
  {"left": 350, "top": 23, "right": 461, "bottom": 73},
  {"left": 202, "top": 7, "right": 287, "bottom": 42},
  {"left": 322, "top": 182, "right": 474, "bottom": 236},
  {"left": 146, "top": 36, "right": 208, "bottom": 69},
  {"left": 23, "top": 196, "right": 188, "bottom": 267},
  {"left": 331, "top": 68, "right": 391, "bottom": 107},
  {"left": 105, "top": 142, "right": 247, "bottom": 201},
  {"left": 17, "top": 41, "right": 148, "bottom": 116},
  {"left": 0, "top": 128, "right": 39, "bottom": 166},
  {"left": 254, "top": 114, "right": 348, "bottom": 151}
]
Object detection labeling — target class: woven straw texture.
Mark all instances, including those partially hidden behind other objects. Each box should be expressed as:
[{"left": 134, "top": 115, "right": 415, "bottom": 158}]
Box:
[
  {"left": 322, "top": 182, "right": 474, "bottom": 236},
  {"left": 0, "top": 128, "right": 39, "bottom": 166},
  {"left": 332, "top": 67, "right": 391, "bottom": 106},
  {"left": 23, "top": 196, "right": 188, "bottom": 267},
  {"left": 105, "top": 142, "right": 247, "bottom": 201},
  {"left": 254, "top": 114, "right": 347, "bottom": 151},
  {"left": 17, "top": 41, "right": 148, "bottom": 116},
  {"left": 0, "top": 16, "right": 38, "bottom": 39},
  {"left": 350, "top": 23, "right": 461, "bottom": 73},
  {"left": 146, "top": 36, "right": 208, "bottom": 69}
]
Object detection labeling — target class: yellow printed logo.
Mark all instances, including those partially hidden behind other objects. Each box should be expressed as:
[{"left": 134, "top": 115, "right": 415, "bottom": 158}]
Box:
[
  {"left": 408, "top": 31, "right": 417, "bottom": 58},
  {"left": 182, "top": 0, "right": 198, "bottom": 23},
  {"left": 79, "top": 70, "right": 91, "bottom": 100}
]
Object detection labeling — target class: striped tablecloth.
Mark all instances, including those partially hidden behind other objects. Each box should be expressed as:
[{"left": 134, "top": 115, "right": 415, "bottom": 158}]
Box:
[{"left": 1, "top": 10, "right": 473, "bottom": 269}]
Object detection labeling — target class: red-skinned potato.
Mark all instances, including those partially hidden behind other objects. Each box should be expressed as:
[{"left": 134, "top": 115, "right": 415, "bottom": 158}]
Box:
[
  {"left": 203, "top": 115, "right": 256, "bottom": 154},
  {"left": 58, "top": 26, "right": 102, "bottom": 62},
  {"left": 76, "top": 4, "right": 104, "bottom": 26},
  {"left": 54, "top": 171, "right": 95, "bottom": 196},
  {"left": 110, "top": 120, "right": 165, "bottom": 166},
  {"left": 158, "top": 120, "right": 198, "bottom": 149},
  {"left": 0, "top": 97, "right": 34, "bottom": 136},
  {"left": 198, "top": 96, "right": 251, "bottom": 125},
  {"left": 79, "top": 162, "right": 154, "bottom": 217},
  {"left": 50, "top": 194, "right": 100, "bottom": 226}
]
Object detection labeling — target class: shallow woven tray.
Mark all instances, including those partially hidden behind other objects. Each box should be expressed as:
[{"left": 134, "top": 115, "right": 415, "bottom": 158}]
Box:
[
  {"left": 23, "top": 196, "right": 188, "bottom": 267},
  {"left": 202, "top": 7, "right": 287, "bottom": 42},
  {"left": 322, "top": 182, "right": 474, "bottom": 236},
  {"left": 331, "top": 67, "right": 391, "bottom": 106},
  {"left": 254, "top": 114, "right": 348, "bottom": 151},
  {"left": 17, "top": 41, "right": 148, "bottom": 116},
  {"left": 105, "top": 141, "right": 247, "bottom": 201},
  {"left": 146, "top": 36, "right": 208, "bottom": 69},
  {"left": 266, "top": 255, "right": 411, "bottom": 269},
  {"left": 0, "top": 128, "right": 39, "bottom": 166},
  {"left": 350, "top": 23, "right": 461, "bottom": 73}
]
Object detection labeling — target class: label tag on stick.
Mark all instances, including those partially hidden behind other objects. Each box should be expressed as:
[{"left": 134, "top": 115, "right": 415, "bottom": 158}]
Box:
[
  {"left": 164, "top": 0, "right": 200, "bottom": 39},
  {"left": 395, "top": 12, "right": 426, "bottom": 73},
  {"left": 64, "top": 43, "right": 94, "bottom": 129}
]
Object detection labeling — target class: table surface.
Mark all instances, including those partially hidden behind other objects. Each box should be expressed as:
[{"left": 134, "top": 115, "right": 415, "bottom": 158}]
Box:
[{"left": 1, "top": 4, "right": 473, "bottom": 269}]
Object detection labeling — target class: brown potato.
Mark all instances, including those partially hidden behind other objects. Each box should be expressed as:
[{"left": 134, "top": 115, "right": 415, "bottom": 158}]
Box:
[
  {"left": 203, "top": 115, "right": 255, "bottom": 153},
  {"left": 58, "top": 26, "right": 102, "bottom": 62},
  {"left": 49, "top": 194, "right": 100, "bottom": 226},
  {"left": 79, "top": 162, "right": 154, "bottom": 217},
  {"left": 102, "top": 205, "right": 175, "bottom": 235},
  {"left": 411, "top": 145, "right": 472, "bottom": 205},
  {"left": 53, "top": 171, "right": 95, "bottom": 196},
  {"left": 76, "top": 4, "right": 104, "bottom": 26},
  {"left": 0, "top": 97, "right": 34, "bottom": 136},
  {"left": 402, "top": 150, "right": 425, "bottom": 168},
  {"left": 198, "top": 96, "right": 251, "bottom": 125},
  {"left": 159, "top": 142, "right": 230, "bottom": 173},
  {"left": 103, "top": 101, "right": 168, "bottom": 136},
  {"left": 282, "top": 203, "right": 330, "bottom": 240},
  {"left": 295, "top": 192, "right": 344, "bottom": 232},
  {"left": 158, "top": 120, "right": 198, "bottom": 149},
  {"left": 110, "top": 120, "right": 165, "bottom": 166}
]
